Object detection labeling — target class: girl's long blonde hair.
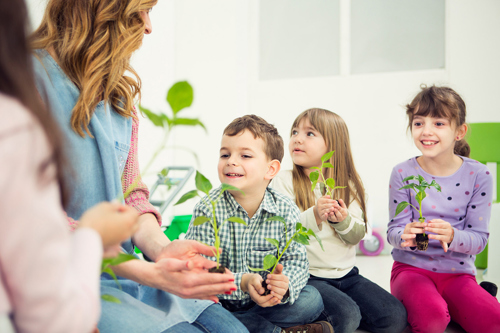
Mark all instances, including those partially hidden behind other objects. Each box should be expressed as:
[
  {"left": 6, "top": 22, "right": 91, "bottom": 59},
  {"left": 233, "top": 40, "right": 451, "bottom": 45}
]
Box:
[
  {"left": 31, "top": 0, "right": 157, "bottom": 137},
  {"left": 291, "top": 108, "right": 367, "bottom": 225}
]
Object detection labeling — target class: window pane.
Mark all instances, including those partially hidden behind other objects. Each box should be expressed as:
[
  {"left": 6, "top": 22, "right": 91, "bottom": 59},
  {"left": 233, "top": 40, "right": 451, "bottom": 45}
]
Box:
[
  {"left": 351, "top": 0, "right": 445, "bottom": 74},
  {"left": 259, "top": 0, "right": 340, "bottom": 80}
]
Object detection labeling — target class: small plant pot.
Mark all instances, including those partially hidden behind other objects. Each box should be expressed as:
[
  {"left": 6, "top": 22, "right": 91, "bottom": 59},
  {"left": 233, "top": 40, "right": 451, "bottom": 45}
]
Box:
[
  {"left": 208, "top": 265, "right": 227, "bottom": 274},
  {"left": 416, "top": 233, "right": 429, "bottom": 251}
]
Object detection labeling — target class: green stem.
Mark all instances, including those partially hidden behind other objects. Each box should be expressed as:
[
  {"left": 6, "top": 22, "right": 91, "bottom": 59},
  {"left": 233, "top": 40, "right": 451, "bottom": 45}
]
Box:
[
  {"left": 211, "top": 201, "right": 220, "bottom": 268},
  {"left": 269, "top": 237, "right": 293, "bottom": 274}
]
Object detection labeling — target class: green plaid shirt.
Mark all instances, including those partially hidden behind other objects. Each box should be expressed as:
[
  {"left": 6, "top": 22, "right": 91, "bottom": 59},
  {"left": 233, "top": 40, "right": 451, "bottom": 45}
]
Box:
[{"left": 185, "top": 186, "right": 309, "bottom": 309}]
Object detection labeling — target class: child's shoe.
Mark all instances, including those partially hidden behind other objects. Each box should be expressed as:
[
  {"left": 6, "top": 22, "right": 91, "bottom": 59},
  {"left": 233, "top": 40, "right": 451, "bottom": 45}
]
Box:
[
  {"left": 281, "top": 321, "right": 334, "bottom": 333},
  {"left": 480, "top": 281, "right": 498, "bottom": 297}
]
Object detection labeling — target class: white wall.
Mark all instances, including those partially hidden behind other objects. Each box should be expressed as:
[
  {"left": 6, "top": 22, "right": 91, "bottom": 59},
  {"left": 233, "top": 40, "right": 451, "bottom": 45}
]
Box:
[{"left": 26, "top": 0, "right": 500, "bottom": 228}]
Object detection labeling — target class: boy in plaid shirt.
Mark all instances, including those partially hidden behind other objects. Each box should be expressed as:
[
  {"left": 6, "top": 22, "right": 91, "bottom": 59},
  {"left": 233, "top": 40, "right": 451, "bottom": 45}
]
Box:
[{"left": 185, "top": 115, "right": 332, "bottom": 333}]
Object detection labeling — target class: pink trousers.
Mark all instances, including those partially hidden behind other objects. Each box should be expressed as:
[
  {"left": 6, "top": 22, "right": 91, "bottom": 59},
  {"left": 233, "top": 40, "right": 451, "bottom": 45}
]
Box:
[{"left": 391, "top": 261, "right": 500, "bottom": 333}]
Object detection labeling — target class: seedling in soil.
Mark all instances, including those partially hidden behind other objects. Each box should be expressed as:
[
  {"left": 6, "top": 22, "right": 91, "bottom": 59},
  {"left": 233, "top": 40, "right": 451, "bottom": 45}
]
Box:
[
  {"left": 248, "top": 217, "right": 324, "bottom": 295},
  {"left": 394, "top": 175, "right": 442, "bottom": 251},
  {"left": 309, "top": 151, "right": 346, "bottom": 200},
  {"left": 175, "top": 171, "right": 247, "bottom": 272}
]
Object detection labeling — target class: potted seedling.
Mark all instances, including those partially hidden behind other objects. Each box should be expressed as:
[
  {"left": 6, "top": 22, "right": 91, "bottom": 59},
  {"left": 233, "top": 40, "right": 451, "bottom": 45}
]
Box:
[
  {"left": 174, "top": 171, "right": 247, "bottom": 273},
  {"left": 394, "top": 175, "right": 442, "bottom": 251},
  {"left": 309, "top": 151, "right": 346, "bottom": 201},
  {"left": 249, "top": 217, "right": 324, "bottom": 295}
]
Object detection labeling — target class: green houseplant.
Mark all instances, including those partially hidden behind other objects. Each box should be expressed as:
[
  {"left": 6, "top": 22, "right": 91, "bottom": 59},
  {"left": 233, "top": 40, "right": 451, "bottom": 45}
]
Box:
[
  {"left": 394, "top": 175, "right": 442, "bottom": 251},
  {"left": 309, "top": 151, "right": 346, "bottom": 199},
  {"left": 139, "top": 81, "right": 206, "bottom": 176},
  {"left": 174, "top": 171, "right": 247, "bottom": 273},
  {"left": 249, "top": 217, "right": 324, "bottom": 295}
]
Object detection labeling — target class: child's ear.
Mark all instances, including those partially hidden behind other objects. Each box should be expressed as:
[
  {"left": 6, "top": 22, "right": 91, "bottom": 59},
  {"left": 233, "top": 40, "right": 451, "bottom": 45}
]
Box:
[
  {"left": 265, "top": 160, "right": 281, "bottom": 180},
  {"left": 457, "top": 123, "right": 468, "bottom": 140}
]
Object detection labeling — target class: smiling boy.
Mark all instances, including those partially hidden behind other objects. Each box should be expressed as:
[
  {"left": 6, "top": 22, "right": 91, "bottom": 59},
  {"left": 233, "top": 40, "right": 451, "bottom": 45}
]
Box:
[{"left": 184, "top": 115, "right": 332, "bottom": 333}]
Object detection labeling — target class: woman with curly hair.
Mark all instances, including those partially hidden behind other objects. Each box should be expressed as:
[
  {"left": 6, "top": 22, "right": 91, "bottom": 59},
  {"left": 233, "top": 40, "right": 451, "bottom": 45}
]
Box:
[{"left": 31, "top": 0, "right": 247, "bottom": 332}]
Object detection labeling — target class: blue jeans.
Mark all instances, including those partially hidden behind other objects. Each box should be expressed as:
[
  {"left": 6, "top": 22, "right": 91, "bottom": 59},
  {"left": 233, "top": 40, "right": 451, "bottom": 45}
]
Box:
[
  {"left": 308, "top": 267, "right": 408, "bottom": 333},
  {"left": 221, "top": 285, "right": 324, "bottom": 333},
  {"left": 165, "top": 303, "right": 249, "bottom": 333}
]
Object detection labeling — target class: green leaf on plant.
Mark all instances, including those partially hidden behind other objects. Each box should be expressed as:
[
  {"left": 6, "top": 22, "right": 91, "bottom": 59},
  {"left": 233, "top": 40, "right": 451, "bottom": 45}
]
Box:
[
  {"left": 221, "top": 183, "right": 244, "bottom": 194},
  {"left": 139, "top": 105, "right": 164, "bottom": 127},
  {"left": 174, "top": 190, "right": 199, "bottom": 206},
  {"left": 415, "top": 190, "right": 426, "bottom": 205},
  {"left": 265, "top": 238, "right": 280, "bottom": 249},
  {"left": 309, "top": 171, "right": 319, "bottom": 183},
  {"left": 293, "top": 233, "right": 310, "bottom": 245},
  {"left": 108, "top": 253, "right": 136, "bottom": 266},
  {"left": 417, "top": 175, "right": 425, "bottom": 183},
  {"left": 263, "top": 254, "right": 278, "bottom": 270},
  {"left": 325, "top": 178, "right": 335, "bottom": 189},
  {"left": 167, "top": 81, "right": 193, "bottom": 115},
  {"left": 102, "top": 266, "right": 119, "bottom": 287},
  {"left": 321, "top": 151, "right": 335, "bottom": 163},
  {"left": 266, "top": 216, "right": 287, "bottom": 230},
  {"left": 402, "top": 175, "right": 417, "bottom": 182},
  {"left": 399, "top": 184, "right": 416, "bottom": 190},
  {"left": 311, "top": 180, "right": 318, "bottom": 193},
  {"left": 160, "top": 167, "right": 169, "bottom": 177},
  {"left": 227, "top": 216, "right": 247, "bottom": 226},
  {"left": 430, "top": 180, "right": 442, "bottom": 192},
  {"left": 323, "top": 163, "right": 334, "bottom": 168},
  {"left": 101, "top": 294, "right": 121, "bottom": 304},
  {"left": 395, "top": 201, "right": 410, "bottom": 216},
  {"left": 195, "top": 171, "right": 212, "bottom": 195},
  {"left": 193, "top": 216, "right": 211, "bottom": 226},
  {"left": 248, "top": 266, "right": 268, "bottom": 272},
  {"left": 307, "top": 229, "right": 324, "bottom": 251},
  {"left": 170, "top": 117, "right": 207, "bottom": 133},
  {"left": 310, "top": 166, "right": 320, "bottom": 170}
]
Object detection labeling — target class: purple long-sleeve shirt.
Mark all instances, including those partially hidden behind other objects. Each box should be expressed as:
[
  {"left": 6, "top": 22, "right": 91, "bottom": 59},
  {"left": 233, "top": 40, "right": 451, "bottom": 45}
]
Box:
[{"left": 388, "top": 156, "right": 493, "bottom": 275}]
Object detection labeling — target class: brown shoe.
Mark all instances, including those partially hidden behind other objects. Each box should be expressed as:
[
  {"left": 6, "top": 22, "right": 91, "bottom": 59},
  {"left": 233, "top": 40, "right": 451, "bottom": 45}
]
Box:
[{"left": 281, "top": 321, "right": 334, "bottom": 333}]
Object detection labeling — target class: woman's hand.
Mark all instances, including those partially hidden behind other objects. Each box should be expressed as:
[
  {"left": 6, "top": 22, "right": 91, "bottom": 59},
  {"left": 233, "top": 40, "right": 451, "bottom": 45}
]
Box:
[
  {"left": 425, "top": 219, "right": 454, "bottom": 252},
  {"left": 401, "top": 220, "right": 427, "bottom": 248},
  {"left": 326, "top": 199, "right": 348, "bottom": 223}
]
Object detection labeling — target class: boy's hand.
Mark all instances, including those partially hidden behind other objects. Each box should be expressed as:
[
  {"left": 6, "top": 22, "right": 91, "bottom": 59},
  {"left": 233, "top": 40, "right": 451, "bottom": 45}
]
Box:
[
  {"left": 241, "top": 273, "right": 280, "bottom": 307},
  {"left": 265, "top": 264, "right": 289, "bottom": 301},
  {"left": 326, "top": 199, "right": 348, "bottom": 223}
]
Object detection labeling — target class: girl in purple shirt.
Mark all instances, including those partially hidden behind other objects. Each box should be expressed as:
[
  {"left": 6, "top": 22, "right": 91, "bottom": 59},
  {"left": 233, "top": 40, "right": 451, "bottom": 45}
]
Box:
[{"left": 388, "top": 85, "right": 500, "bottom": 333}]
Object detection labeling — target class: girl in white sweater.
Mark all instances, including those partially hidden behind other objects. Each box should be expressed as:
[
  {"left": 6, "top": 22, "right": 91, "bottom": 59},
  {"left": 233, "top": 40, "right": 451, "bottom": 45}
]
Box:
[{"left": 272, "top": 108, "right": 407, "bottom": 333}]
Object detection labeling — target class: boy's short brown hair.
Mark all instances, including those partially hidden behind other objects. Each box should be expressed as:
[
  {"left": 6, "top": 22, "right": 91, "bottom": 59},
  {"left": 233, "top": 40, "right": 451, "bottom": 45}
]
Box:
[{"left": 223, "top": 115, "right": 284, "bottom": 162}]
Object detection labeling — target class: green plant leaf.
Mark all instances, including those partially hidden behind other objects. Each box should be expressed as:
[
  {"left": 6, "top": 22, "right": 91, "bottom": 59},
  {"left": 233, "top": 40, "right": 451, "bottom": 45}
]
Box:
[
  {"left": 266, "top": 216, "right": 287, "bottom": 230},
  {"left": 102, "top": 266, "right": 119, "bottom": 287},
  {"left": 221, "top": 183, "right": 244, "bottom": 194},
  {"left": 399, "top": 184, "right": 416, "bottom": 190},
  {"left": 323, "top": 162, "right": 334, "bottom": 168},
  {"left": 296, "top": 222, "right": 303, "bottom": 231},
  {"left": 415, "top": 190, "right": 426, "bottom": 205},
  {"left": 417, "top": 175, "right": 425, "bottom": 184},
  {"left": 174, "top": 190, "right": 199, "bottom": 206},
  {"left": 139, "top": 105, "right": 164, "bottom": 127},
  {"left": 160, "top": 167, "right": 169, "bottom": 177},
  {"left": 170, "top": 117, "right": 207, "bottom": 133},
  {"left": 430, "top": 180, "right": 442, "bottom": 192},
  {"left": 321, "top": 151, "right": 335, "bottom": 163},
  {"left": 402, "top": 175, "right": 417, "bottom": 182},
  {"left": 325, "top": 178, "right": 335, "bottom": 189},
  {"left": 193, "top": 216, "right": 211, "bottom": 226},
  {"left": 310, "top": 166, "right": 320, "bottom": 170},
  {"left": 293, "top": 233, "right": 310, "bottom": 245},
  {"left": 395, "top": 201, "right": 410, "bottom": 216},
  {"left": 167, "top": 81, "right": 193, "bottom": 115},
  {"left": 307, "top": 228, "right": 324, "bottom": 251},
  {"left": 263, "top": 254, "right": 278, "bottom": 270},
  {"left": 265, "top": 238, "right": 280, "bottom": 249},
  {"left": 195, "top": 171, "right": 212, "bottom": 195},
  {"left": 109, "top": 253, "right": 136, "bottom": 266},
  {"left": 309, "top": 171, "right": 319, "bottom": 183},
  {"left": 227, "top": 216, "right": 247, "bottom": 226},
  {"left": 311, "top": 180, "right": 318, "bottom": 193},
  {"left": 101, "top": 294, "right": 121, "bottom": 304}
]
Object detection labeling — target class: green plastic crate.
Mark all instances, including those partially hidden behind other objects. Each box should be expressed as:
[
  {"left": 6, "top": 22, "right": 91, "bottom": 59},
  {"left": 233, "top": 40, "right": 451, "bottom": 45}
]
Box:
[{"left": 475, "top": 242, "right": 489, "bottom": 270}]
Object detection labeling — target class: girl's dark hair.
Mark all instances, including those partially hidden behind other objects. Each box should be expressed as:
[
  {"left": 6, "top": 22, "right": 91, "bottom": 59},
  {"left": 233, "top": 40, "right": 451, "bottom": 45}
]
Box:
[
  {"left": 0, "top": 0, "right": 68, "bottom": 206},
  {"left": 406, "top": 85, "right": 470, "bottom": 157}
]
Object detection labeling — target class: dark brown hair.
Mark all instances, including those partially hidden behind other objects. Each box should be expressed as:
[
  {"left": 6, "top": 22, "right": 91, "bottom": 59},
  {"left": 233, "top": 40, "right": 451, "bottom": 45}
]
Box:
[
  {"left": 223, "top": 114, "right": 284, "bottom": 162},
  {"left": 0, "top": 0, "right": 68, "bottom": 206},
  {"left": 406, "top": 85, "right": 470, "bottom": 157},
  {"left": 290, "top": 108, "right": 367, "bottom": 226}
]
